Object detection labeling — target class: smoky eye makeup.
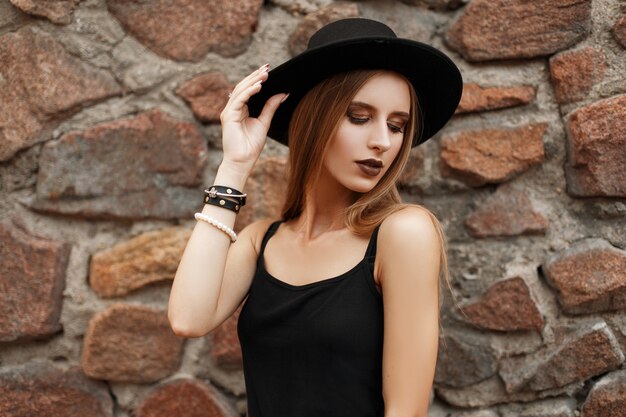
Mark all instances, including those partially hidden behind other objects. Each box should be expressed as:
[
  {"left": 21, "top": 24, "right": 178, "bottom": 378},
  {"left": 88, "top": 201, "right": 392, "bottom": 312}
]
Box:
[
  {"left": 346, "top": 109, "right": 369, "bottom": 123},
  {"left": 347, "top": 111, "right": 405, "bottom": 133},
  {"left": 389, "top": 123, "right": 404, "bottom": 133}
]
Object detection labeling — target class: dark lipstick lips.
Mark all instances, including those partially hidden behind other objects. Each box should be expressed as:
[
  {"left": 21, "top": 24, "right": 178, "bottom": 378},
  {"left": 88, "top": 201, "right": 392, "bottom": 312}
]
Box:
[{"left": 355, "top": 158, "right": 383, "bottom": 167}]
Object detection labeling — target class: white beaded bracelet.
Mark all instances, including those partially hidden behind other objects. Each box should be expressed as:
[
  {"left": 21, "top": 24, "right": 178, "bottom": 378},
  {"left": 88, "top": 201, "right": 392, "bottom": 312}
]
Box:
[{"left": 194, "top": 212, "right": 237, "bottom": 242}]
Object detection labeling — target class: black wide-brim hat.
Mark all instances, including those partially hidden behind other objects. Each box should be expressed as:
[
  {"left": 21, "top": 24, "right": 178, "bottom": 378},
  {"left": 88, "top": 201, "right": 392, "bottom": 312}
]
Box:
[{"left": 247, "top": 17, "right": 463, "bottom": 148}]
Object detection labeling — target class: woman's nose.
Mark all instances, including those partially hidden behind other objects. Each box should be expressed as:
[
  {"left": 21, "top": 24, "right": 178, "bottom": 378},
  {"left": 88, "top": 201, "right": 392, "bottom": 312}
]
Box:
[{"left": 368, "top": 120, "right": 393, "bottom": 151}]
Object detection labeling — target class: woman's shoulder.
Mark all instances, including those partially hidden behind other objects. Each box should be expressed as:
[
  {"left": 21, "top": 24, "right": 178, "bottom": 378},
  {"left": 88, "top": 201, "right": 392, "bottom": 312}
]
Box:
[
  {"left": 376, "top": 205, "right": 442, "bottom": 283},
  {"left": 377, "top": 204, "right": 441, "bottom": 251},
  {"left": 379, "top": 204, "right": 439, "bottom": 232},
  {"left": 241, "top": 217, "right": 282, "bottom": 250}
]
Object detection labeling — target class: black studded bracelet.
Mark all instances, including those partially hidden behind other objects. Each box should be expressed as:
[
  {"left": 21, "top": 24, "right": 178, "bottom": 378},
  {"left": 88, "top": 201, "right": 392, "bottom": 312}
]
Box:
[
  {"left": 203, "top": 194, "right": 242, "bottom": 213},
  {"left": 203, "top": 186, "right": 247, "bottom": 214}
]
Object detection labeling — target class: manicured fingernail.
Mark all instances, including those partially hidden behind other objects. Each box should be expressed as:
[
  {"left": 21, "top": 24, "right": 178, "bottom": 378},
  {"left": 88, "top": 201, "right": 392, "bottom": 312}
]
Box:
[
  {"left": 259, "top": 63, "right": 270, "bottom": 71},
  {"left": 280, "top": 93, "right": 290, "bottom": 103}
]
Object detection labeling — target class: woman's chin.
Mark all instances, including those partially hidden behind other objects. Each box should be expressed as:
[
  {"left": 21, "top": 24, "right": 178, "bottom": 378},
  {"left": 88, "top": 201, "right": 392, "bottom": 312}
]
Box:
[{"left": 347, "top": 179, "right": 379, "bottom": 194}]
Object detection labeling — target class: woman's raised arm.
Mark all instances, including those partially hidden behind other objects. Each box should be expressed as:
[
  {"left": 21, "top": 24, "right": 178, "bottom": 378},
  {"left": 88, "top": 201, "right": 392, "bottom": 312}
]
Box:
[{"left": 167, "top": 63, "right": 289, "bottom": 336}]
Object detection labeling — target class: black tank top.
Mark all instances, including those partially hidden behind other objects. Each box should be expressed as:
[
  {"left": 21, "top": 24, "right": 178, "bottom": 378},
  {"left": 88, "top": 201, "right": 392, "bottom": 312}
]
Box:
[{"left": 237, "top": 219, "right": 384, "bottom": 417}]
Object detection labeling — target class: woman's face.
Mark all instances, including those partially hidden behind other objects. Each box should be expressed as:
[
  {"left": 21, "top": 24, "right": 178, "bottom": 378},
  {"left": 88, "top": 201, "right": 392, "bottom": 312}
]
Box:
[{"left": 322, "top": 71, "right": 410, "bottom": 194}]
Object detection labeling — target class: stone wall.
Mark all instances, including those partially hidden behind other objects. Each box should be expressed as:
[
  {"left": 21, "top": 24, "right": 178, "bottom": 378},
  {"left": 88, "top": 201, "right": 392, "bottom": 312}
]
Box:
[{"left": 1, "top": 0, "right": 625, "bottom": 416}]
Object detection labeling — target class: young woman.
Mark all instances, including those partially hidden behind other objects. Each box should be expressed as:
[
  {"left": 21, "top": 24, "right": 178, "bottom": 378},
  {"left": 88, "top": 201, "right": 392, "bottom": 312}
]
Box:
[{"left": 169, "top": 18, "right": 463, "bottom": 417}]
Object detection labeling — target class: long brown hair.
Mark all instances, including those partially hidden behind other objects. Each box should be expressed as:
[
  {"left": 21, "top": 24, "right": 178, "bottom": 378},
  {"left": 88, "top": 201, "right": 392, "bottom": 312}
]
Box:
[{"left": 279, "top": 69, "right": 461, "bottom": 345}]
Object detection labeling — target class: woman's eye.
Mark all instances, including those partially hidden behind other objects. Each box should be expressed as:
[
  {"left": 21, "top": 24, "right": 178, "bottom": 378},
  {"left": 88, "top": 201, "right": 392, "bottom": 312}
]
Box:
[
  {"left": 389, "top": 124, "right": 404, "bottom": 134},
  {"left": 349, "top": 115, "right": 369, "bottom": 124},
  {"left": 348, "top": 114, "right": 404, "bottom": 134}
]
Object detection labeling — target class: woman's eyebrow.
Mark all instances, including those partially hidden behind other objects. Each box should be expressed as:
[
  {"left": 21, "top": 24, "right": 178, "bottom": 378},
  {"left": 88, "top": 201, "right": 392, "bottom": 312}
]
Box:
[{"left": 350, "top": 101, "right": 409, "bottom": 118}]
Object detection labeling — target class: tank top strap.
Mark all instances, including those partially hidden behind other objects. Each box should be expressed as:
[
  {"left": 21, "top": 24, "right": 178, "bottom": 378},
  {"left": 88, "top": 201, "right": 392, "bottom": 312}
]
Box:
[
  {"left": 364, "top": 222, "right": 382, "bottom": 271},
  {"left": 258, "top": 219, "right": 284, "bottom": 262}
]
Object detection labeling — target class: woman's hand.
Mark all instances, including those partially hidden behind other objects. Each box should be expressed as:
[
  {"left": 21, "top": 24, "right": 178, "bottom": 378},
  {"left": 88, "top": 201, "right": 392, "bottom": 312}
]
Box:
[{"left": 219, "top": 63, "right": 289, "bottom": 172}]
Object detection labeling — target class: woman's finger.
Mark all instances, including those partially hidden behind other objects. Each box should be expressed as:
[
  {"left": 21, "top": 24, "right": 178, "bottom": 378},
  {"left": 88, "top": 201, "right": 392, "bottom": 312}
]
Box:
[
  {"left": 228, "top": 71, "right": 267, "bottom": 107},
  {"left": 228, "top": 64, "right": 269, "bottom": 101},
  {"left": 227, "top": 78, "right": 264, "bottom": 115},
  {"left": 256, "top": 93, "right": 289, "bottom": 128}
]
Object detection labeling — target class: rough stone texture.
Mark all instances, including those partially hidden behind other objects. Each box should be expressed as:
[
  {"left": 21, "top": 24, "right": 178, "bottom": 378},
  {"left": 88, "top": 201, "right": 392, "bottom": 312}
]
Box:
[
  {"left": 445, "top": 0, "right": 592, "bottom": 62},
  {"left": 58, "top": 6, "right": 126, "bottom": 63},
  {"left": 440, "top": 123, "right": 547, "bottom": 187},
  {"left": 0, "top": 362, "right": 114, "bottom": 416},
  {"left": 0, "top": 27, "right": 121, "bottom": 161},
  {"left": 486, "top": 325, "right": 545, "bottom": 359},
  {"left": 549, "top": 47, "right": 607, "bottom": 105},
  {"left": 499, "top": 397, "right": 577, "bottom": 417},
  {"left": 541, "top": 238, "right": 626, "bottom": 315},
  {"left": 134, "top": 378, "right": 239, "bottom": 417},
  {"left": 436, "top": 373, "right": 584, "bottom": 408},
  {"left": 455, "top": 83, "right": 537, "bottom": 114},
  {"left": 564, "top": 94, "right": 626, "bottom": 197},
  {"left": 234, "top": 155, "right": 289, "bottom": 230},
  {"left": 434, "top": 332, "right": 498, "bottom": 388},
  {"left": 360, "top": 0, "right": 438, "bottom": 42},
  {"left": 397, "top": 146, "right": 426, "bottom": 193},
  {"left": 0, "top": 218, "right": 71, "bottom": 343},
  {"left": 288, "top": 1, "right": 360, "bottom": 56},
  {"left": 268, "top": 0, "right": 335, "bottom": 16},
  {"left": 605, "top": 314, "right": 626, "bottom": 361},
  {"left": 1, "top": 1, "right": 625, "bottom": 415},
  {"left": 89, "top": 226, "right": 192, "bottom": 298},
  {"left": 455, "top": 410, "right": 499, "bottom": 417},
  {"left": 108, "top": 34, "right": 183, "bottom": 92},
  {"left": 105, "top": 0, "right": 264, "bottom": 62},
  {"left": 457, "top": 277, "right": 544, "bottom": 332},
  {"left": 612, "top": 15, "right": 626, "bottom": 48},
  {"left": 210, "top": 306, "right": 244, "bottom": 370},
  {"left": 191, "top": 334, "right": 248, "bottom": 401},
  {"left": 464, "top": 182, "right": 549, "bottom": 238},
  {"left": 81, "top": 303, "right": 185, "bottom": 383},
  {"left": 581, "top": 369, "right": 626, "bottom": 417},
  {"left": 31, "top": 108, "right": 208, "bottom": 220},
  {"left": 9, "top": 0, "right": 79, "bottom": 25},
  {"left": 0, "top": 144, "right": 39, "bottom": 193},
  {"left": 0, "top": 0, "right": 29, "bottom": 32},
  {"left": 176, "top": 72, "right": 234, "bottom": 123},
  {"left": 499, "top": 321, "right": 624, "bottom": 393}
]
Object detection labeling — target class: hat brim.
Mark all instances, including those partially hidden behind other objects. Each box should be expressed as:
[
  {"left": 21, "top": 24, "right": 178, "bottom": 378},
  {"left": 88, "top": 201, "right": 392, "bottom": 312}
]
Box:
[{"left": 247, "top": 36, "right": 463, "bottom": 147}]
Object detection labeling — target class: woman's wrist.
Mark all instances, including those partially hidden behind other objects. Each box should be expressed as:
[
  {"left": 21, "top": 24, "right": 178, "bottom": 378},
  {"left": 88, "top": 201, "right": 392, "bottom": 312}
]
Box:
[{"left": 215, "top": 161, "right": 251, "bottom": 191}]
